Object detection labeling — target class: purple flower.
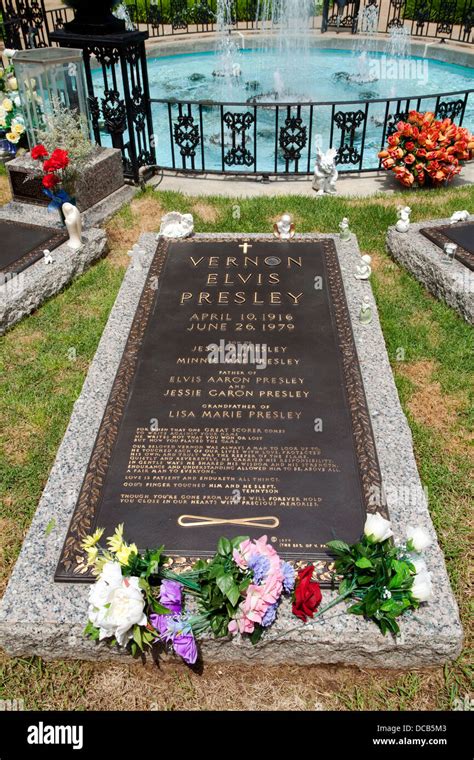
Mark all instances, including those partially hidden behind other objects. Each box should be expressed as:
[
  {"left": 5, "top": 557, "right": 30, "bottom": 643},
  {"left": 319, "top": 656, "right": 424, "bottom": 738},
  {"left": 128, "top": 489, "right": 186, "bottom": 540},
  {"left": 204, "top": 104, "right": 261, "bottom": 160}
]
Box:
[
  {"left": 172, "top": 633, "right": 198, "bottom": 665},
  {"left": 248, "top": 554, "right": 270, "bottom": 584},
  {"left": 281, "top": 561, "right": 296, "bottom": 593},
  {"left": 149, "top": 613, "right": 170, "bottom": 639},
  {"left": 261, "top": 602, "right": 278, "bottom": 628},
  {"left": 159, "top": 579, "right": 183, "bottom": 613}
]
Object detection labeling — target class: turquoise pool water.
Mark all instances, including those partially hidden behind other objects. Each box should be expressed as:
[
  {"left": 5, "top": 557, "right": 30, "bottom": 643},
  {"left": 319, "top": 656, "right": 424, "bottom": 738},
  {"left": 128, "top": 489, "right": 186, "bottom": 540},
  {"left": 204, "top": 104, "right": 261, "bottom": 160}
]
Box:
[{"left": 93, "top": 47, "right": 474, "bottom": 172}]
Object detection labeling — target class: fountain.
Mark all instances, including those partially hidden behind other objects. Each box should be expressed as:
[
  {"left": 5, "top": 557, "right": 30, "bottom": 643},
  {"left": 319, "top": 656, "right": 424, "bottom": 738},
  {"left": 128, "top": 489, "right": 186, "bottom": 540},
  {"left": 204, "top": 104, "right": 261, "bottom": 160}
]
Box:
[
  {"left": 255, "top": 0, "right": 314, "bottom": 100},
  {"left": 214, "top": 0, "right": 241, "bottom": 83}
]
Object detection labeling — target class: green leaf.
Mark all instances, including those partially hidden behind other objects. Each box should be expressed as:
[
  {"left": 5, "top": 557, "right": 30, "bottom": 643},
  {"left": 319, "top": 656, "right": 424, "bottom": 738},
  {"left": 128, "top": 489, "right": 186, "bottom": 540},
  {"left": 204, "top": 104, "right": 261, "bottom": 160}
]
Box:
[
  {"left": 231, "top": 536, "right": 249, "bottom": 549},
  {"left": 355, "top": 556, "right": 373, "bottom": 569},
  {"left": 327, "top": 540, "right": 351, "bottom": 555},
  {"left": 347, "top": 603, "right": 365, "bottom": 615},
  {"left": 133, "top": 625, "right": 144, "bottom": 652},
  {"left": 45, "top": 518, "right": 56, "bottom": 536},
  {"left": 217, "top": 537, "right": 232, "bottom": 556},
  {"left": 216, "top": 573, "right": 240, "bottom": 607},
  {"left": 249, "top": 626, "right": 264, "bottom": 645}
]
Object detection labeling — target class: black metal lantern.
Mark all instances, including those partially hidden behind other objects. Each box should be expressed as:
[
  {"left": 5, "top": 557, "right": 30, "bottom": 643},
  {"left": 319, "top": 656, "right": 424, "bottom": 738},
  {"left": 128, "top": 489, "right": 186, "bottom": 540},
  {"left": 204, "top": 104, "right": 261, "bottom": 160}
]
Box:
[{"left": 63, "top": 0, "right": 126, "bottom": 35}]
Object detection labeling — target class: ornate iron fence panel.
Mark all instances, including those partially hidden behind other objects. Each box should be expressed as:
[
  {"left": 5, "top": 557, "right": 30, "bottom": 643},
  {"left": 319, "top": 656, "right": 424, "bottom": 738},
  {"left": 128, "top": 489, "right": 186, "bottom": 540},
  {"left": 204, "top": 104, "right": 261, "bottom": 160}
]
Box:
[
  {"left": 150, "top": 89, "right": 473, "bottom": 176},
  {"left": 0, "top": 0, "right": 49, "bottom": 49}
]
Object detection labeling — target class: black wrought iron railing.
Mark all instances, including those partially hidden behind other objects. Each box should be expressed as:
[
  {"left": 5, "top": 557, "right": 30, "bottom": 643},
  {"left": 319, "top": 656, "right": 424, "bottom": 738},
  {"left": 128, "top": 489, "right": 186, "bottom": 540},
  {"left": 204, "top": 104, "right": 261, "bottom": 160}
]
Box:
[
  {"left": 1, "top": 0, "right": 472, "bottom": 47},
  {"left": 145, "top": 88, "right": 473, "bottom": 175}
]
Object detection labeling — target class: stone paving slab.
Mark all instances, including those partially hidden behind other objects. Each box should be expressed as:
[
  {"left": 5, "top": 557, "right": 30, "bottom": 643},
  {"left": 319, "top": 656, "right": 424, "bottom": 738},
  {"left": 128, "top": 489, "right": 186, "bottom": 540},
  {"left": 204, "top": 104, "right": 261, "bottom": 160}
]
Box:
[
  {"left": 0, "top": 233, "right": 463, "bottom": 667},
  {"left": 386, "top": 216, "right": 474, "bottom": 325}
]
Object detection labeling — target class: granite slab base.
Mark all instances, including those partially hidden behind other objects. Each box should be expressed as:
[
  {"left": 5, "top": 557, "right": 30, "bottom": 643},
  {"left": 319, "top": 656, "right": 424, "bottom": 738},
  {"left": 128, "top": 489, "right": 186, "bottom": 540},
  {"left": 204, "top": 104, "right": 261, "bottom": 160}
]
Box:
[
  {"left": 0, "top": 183, "right": 137, "bottom": 232},
  {"left": 0, "top": 234, "right": 463, "bottom": 667},
  {"left": 0, "top": 228, "right": 108, "bottom": 335},
  {"left": 386, "top": 216, "right": 474, "bottom": 325}
]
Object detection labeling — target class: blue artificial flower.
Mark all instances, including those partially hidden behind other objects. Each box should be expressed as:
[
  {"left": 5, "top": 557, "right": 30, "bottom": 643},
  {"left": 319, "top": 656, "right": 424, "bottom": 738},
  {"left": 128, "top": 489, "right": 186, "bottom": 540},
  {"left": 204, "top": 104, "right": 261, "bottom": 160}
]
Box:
[
  {"left": 281, "top": 561, "right": 296, "bottom": 593},
  {"left": 247, "top": 554, "right": 270, "bottom": 584},
  {"left": 261, "top": 602, "right": 278, "bottom": 628}
]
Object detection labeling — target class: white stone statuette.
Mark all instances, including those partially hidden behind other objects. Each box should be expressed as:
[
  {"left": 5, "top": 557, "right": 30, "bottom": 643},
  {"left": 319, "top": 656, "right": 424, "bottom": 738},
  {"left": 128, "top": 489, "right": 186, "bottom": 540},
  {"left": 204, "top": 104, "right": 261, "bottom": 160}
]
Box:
[
  {"left": 158, "top": 212, "right": 194, "bottom": 239},
  {"left": 354, "top": 254, "right": 372, "bottom": 280},
  {"left": 43, "top": 249, "right": 53, "bottom": 265},
  {"left": 395, "top": 205, "right": 412, "bottom": 233},
  {"left": 312, "top": 146, "right": 338, "bottom": 195},
  {"left": 127, "top": 243, "right": 147, "bottom": 270},
  {"left": 359, "top": 295, "right": 373, "bottom": 324},
  {"left": 450, "top": 210, "right": 470, "bottom": 224},
  {"left": 62, "top": 202, "right": 83, "bottom": 250},
  {"left": 443, "top": 242, "right": 458, "bottom": 265},
  {"left": 273, "top": 213, "right": 295, "bottom": 240},
  {"left": 339, "top": 217, "right": 351, "bottom": 242}
]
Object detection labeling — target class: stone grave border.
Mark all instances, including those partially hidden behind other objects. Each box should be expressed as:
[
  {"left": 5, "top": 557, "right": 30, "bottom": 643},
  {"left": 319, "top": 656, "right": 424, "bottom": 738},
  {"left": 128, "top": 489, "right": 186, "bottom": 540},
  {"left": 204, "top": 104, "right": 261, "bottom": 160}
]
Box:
[
  {"left": 386, "top": 216, "right": 474, "bottom": 325},
  {"left": 0, "top": 233, "right": 463, "bottom": 667}
]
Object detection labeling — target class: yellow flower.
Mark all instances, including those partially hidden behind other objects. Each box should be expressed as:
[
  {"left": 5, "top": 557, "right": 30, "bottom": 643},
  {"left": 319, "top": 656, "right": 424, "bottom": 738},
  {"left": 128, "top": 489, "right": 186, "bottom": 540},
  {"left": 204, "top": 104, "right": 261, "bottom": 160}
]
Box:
[
  {"left": 0, "top": 70, "right": 4, "bottom": 79},
  {"left": 82, "top": 527, "right": 104, "bottom": 550},
  {"left": 6, "top": 131, "right": 20, "bottom": 144},
  {"left": 2, "top": 98, "right": 13, "bottom": 112},
  {"left": 107, "top": 523, "right": 124, "bottom": 554},
  {"left": 85, "top": 546, "right": 99, "bottom": 566},
  {"left": 115, "top": 543, "right": 138, "bottom": 566},
  {"left": 12, "top": 123, "right": 24, "bottom": 135},
  {"left": 7, "top": 77, "right": 17, "bottom": 91}
]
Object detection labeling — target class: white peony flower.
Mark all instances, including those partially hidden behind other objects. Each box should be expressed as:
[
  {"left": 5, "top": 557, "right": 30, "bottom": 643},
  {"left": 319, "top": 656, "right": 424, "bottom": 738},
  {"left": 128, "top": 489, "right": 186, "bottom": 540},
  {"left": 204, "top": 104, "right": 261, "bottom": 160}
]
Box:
[
  {"left": 87, "top": 561, "right": 123, "bottom": 628},
  {"left": 87, "top": 562, "right": 146, "bottom": 647},
  {"left": 406, "top": 525, "right": 432, "bottom": 553},
  {"left": 3, "top": 49, "right": 17, "bottom": 59},
  {"left": 364, "top": 513, "right": 393, "bottom": 543},
  {"left": 14, "top": 96, "right": 21, "bottom": 108},
  {"left": 98, "top": 577, "right": 147, "bottom": 647}
]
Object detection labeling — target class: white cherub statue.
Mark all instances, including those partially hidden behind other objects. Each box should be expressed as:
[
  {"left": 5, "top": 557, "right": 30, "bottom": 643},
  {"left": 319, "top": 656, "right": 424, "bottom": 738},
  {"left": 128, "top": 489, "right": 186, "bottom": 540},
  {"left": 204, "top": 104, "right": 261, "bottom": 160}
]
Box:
[
  {"left": 43, "top": 249, "right": 53, "bottom": 265},
  {"left": 359, "top": 295, "right": 373, "bottom": 324},
  {"left": 395, "top": 205, "right": 411, "bottom": 233},
  {"left": 273, "top": 213, "right": 295, "bottom": 240},
  {"left": 62, "top": 202, "right": 82, "bottom": 250},
  {"left": 158, "top": 212, "right": 194, "bottom": 239},
  {"left": 450, "top": 210, "right": 470, "bottom": 224},
  {"left": 312, "top": 145, "right": 338, "bottom": 195},
  {"left": 355, "top": 254, "right": 372, "bottom": 280},
  {"left": 339, "top": 217, "right": 351, "bottom": 241}
]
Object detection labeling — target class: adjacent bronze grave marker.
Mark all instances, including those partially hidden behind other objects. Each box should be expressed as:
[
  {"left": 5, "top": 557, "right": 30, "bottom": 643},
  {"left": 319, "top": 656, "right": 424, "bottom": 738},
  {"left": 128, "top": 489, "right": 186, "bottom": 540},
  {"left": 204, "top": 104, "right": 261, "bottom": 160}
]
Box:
[
  {"left": 0, "top": 219, "right": 67, "bottom": 276},
  {"left": 56, "top": 238, "right": 385, "bottom": 583},
  {"left": 421, "top": 221, "right": 474, "bottom": 272}
]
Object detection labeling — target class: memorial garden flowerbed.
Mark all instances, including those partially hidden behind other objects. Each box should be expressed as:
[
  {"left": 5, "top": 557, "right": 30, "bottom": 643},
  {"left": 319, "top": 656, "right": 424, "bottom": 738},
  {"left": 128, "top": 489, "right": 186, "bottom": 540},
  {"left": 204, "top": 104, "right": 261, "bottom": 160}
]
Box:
[{"left": 0, "top": 182, "right": 472, "bottom": 710}]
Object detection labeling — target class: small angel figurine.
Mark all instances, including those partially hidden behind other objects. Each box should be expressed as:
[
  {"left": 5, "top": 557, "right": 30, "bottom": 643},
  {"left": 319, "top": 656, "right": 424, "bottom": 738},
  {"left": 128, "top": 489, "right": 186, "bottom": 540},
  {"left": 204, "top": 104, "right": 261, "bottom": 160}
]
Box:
[
  {"left": 359, "top": 296, "right": 373, "bottom": 324},
  {"left": 62, "top": 202, "right": 82, "bottom": 250},
  {"left": 339, "top": 217, "right": 351, "bottom": 241},
  {"left": 43, "top": 249, "right": 53, "bottom": 265},
  {"left": 395, "top": 206, "right": 411, "bottom": 233},
  {"left": 312, "top": 146, "right": 338, "bottom": 195},
  {"left": 273, "top": 213, "right": 295, "bottom": 240},
  {"left": 354, "top": 254, "right": 372, "bottom": 280},
  {"left": 450, "top": 210, "right": 470, "bottom": 224}
]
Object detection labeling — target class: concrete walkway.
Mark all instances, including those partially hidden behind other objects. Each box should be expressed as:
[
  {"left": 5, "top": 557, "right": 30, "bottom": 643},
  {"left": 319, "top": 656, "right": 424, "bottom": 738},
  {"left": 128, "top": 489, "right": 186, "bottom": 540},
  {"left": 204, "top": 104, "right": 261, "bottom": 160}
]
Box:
[{"left": 148, "top": 162, "right": 474, "bottom": 198}]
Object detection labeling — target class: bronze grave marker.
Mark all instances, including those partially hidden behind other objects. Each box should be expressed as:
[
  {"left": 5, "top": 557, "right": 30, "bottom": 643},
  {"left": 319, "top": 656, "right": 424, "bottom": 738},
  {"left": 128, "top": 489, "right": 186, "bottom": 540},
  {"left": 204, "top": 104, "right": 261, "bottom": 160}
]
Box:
[{"left": 56, "top": 238, "right": 385, "bottom": 582}]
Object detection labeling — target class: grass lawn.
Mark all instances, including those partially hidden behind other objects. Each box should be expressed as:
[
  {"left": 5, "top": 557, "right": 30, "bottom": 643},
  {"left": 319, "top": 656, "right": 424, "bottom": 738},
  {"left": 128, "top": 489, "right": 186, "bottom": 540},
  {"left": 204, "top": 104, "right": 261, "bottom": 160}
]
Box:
[{"left": 0, "top": 166, "right": 472, "bottom": 710}]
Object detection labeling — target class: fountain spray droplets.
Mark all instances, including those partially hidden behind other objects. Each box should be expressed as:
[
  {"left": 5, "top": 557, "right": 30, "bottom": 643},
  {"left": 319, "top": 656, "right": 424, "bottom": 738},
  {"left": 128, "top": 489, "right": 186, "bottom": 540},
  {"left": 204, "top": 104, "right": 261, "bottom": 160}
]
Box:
[{"left": 215, "top": 0, "right": 241, "bottom": 84}]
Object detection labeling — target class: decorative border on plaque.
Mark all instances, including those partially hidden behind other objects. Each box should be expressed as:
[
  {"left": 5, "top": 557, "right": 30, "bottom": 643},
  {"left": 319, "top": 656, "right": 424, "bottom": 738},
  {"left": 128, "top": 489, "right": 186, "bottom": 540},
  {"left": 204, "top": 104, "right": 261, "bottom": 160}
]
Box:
[
  {"left": 0, "top": 220, "right": 68, "bottom": 276},
  {"left": 420, "top": 223, "right": 474, "bottom": 272},
  {"left": 55, "top": 236, "right": 386, "bottom": 583}
]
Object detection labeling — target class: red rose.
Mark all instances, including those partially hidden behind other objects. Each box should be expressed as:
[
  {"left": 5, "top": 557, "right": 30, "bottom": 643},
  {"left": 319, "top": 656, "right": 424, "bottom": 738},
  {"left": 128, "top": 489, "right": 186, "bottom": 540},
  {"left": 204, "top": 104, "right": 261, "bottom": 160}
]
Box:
[
  {"left": 292, "top": 566, "right": 322, "bottom": 622},
  {"left": 31, "top": 144, "right": 48, "bottom": 160},
  {"left": 44, "top": 148, "right": 69, "bottom": 172},
  {"left": 42, "top": 173, "right": 59, "bottom": 190}
]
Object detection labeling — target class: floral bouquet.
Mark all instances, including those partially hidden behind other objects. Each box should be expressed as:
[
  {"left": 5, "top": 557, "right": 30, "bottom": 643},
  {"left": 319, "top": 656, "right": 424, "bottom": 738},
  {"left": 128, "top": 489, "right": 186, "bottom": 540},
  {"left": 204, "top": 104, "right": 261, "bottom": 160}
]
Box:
[
  {"left": 0, "top": 50, "right": 26, "bottom": 152},
  {"left": 378, "top": 110, "right": 474, "bottom": 188},
  {"left": 83, "top": 515, "right": 433, "bottom": 663},
  {"left": 30, "top": 144, "right": 74, "bottom": 213}
]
